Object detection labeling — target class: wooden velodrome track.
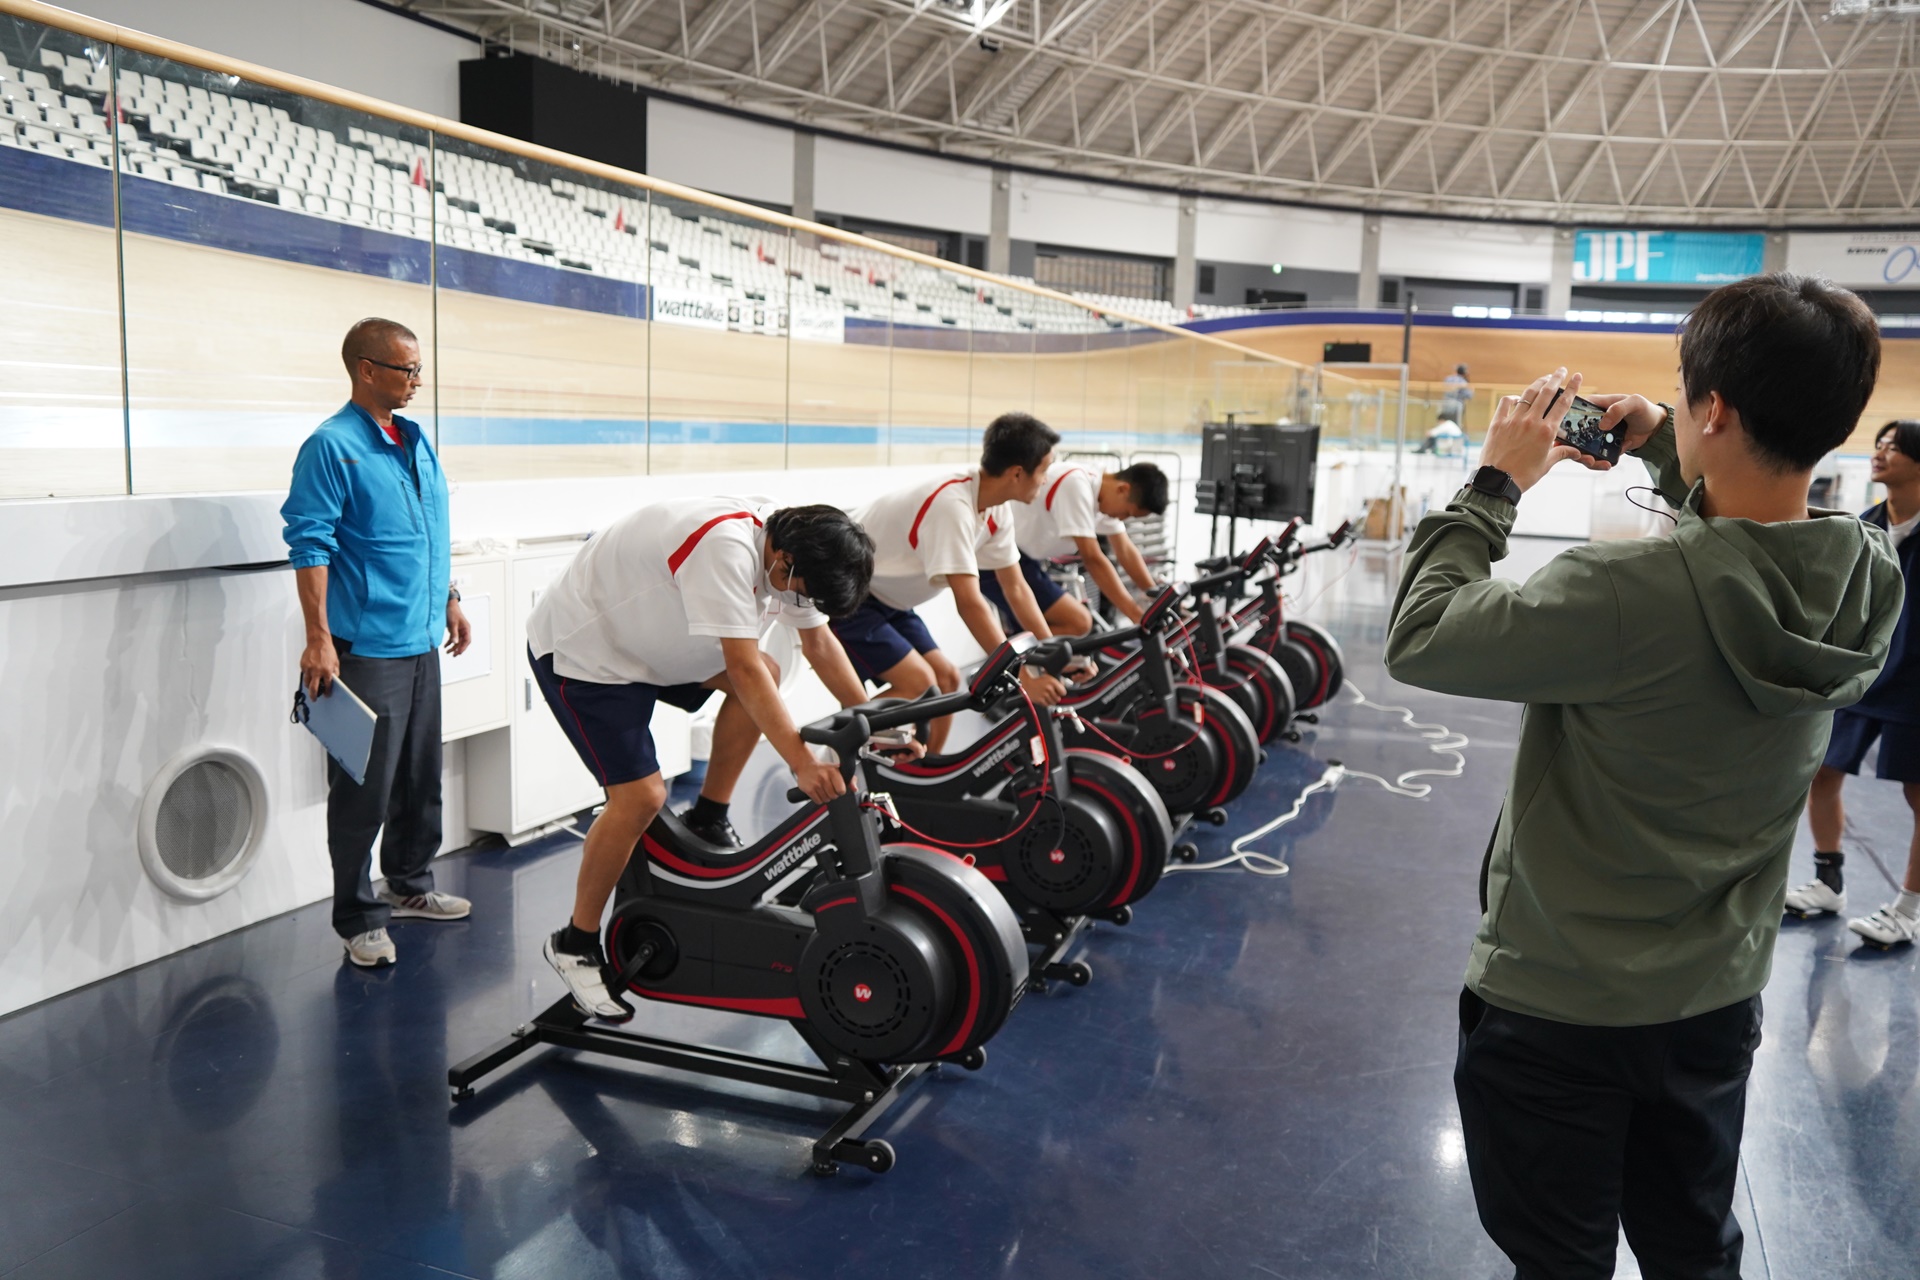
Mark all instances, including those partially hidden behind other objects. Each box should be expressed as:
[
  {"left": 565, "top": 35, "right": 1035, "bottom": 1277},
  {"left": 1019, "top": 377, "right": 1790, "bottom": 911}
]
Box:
[
  {"left": 0, "top": 206, "right": 1226, "bottom": 497},
  {"left": 1234, "top": 321, "right": 1920, "bottom": 454},
  {"left": 4, "top": 201, "right": 1916, "bottom": 499}
]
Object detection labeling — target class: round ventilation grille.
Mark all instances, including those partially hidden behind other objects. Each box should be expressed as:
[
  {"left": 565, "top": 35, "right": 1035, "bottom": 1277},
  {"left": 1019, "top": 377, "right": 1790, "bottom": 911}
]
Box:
[{"left": 139, "top": 747, "right": 269, "bottom": 900}]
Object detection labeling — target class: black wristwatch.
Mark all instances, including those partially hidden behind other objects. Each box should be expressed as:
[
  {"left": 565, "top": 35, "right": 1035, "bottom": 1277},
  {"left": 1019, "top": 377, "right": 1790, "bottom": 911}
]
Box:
[
  {"left": 1469, "top": 465, "right": 1522, "bottom": 506},
  {"left": 447, "top": 585, "right": 462, "bottom": 604}
]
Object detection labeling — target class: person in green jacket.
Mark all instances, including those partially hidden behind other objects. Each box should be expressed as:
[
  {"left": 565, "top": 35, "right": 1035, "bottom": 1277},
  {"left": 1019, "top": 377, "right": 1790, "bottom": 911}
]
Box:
[{"left": 1386, "top": 273, "right": 1899, "bottom": 1280}]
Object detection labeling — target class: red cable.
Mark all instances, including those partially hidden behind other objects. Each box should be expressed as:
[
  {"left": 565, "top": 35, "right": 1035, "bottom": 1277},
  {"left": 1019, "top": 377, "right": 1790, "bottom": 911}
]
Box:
[{"left": 866, "top": 689, "right": 1055, "bottom": 849}]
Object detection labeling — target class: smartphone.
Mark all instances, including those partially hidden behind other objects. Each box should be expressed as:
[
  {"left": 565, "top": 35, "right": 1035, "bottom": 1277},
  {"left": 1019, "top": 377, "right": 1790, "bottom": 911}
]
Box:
[{"left": 1555, "top": 394, "right": 1623, "bottom": 464}]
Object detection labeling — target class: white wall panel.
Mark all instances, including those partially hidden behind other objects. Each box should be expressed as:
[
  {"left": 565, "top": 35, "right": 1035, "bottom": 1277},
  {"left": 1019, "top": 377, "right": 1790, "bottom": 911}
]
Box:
[
  {"left": 817, "top": 137, "right": 992, "bottom": 235},
  {"left": 1010, "top": 173, "right": 1177, "bottom": 256},
  {"left": 75, "top": 0, "right": 475, "bottom": 118},
  {"left": 1379, "top": 216, "right": 1555, "bottom": 282},
  {"left": 646, "top": 100, "right": 794, "bottom": 206},
  {"left": 1194, "top": 200, "right": 1363, "bottom": 271}
]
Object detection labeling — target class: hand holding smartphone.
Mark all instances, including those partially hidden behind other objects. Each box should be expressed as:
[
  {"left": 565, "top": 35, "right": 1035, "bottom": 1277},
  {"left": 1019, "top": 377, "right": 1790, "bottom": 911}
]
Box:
[{"left": 1555, "top": 394, "right": 1625, "bottom": 464}]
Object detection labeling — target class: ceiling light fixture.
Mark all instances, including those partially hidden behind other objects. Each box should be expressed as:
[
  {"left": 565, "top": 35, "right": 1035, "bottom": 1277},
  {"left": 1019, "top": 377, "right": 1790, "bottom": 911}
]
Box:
[{"left": 917, "top": 0, "right": 1016, "bottom": 35}]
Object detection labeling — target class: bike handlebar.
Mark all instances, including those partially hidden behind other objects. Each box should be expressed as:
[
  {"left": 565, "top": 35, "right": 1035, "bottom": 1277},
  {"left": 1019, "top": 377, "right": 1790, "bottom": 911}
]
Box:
[{"left": 1186, "top": 535, "right": 1272, "bottom": 595}]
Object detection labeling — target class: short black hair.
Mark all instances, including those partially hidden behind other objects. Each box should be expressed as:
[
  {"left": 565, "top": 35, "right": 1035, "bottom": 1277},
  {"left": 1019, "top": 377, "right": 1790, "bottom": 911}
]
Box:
[
  {"left": 980, "top": 412, "right": 1060, "bottom": 476},
  {"left": 1679, "top": 274, "right": 1880, "bottom": 473},
  {"left": 1113, "top": 462, "right": 1169, "bottom": 516},
  {"left": 766, "top": 504, "right": 874, "bottom": 620},
  {"left": 341, "top": 317, "right": 417, "bottom": 372},
  {"left": 1876, "top": 420, "right": 1920, "bottom": 463}
]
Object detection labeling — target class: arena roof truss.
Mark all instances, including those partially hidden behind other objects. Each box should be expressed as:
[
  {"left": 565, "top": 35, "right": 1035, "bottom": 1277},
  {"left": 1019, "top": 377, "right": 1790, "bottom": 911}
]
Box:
[{"left": 404, "top": 0, "right": 1920, "bottom": 225}]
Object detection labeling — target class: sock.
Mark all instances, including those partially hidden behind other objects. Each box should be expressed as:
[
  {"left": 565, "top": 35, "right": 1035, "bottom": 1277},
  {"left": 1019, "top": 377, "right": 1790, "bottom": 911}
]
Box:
[
  {"left": 1896, "top": 889, "right": 1920, "bottom": 920},
  {"left": 690, "top": 795, "right": 729, "bottom": 826},
  {"left": 556, "top": 923, "right": 600, "bottom": 956},
  {"left": 1814, "top": 850, "right": 1845, "bottom": 894}
]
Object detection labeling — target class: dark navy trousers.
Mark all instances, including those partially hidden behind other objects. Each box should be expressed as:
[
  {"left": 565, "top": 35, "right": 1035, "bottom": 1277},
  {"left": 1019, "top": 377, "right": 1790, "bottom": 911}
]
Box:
[
  {"left": 1455, "top": 986, "right": 1762, "bottom": 1280},
  {"left": 326, "top": 642, "right": 442, "bottom": 938}
]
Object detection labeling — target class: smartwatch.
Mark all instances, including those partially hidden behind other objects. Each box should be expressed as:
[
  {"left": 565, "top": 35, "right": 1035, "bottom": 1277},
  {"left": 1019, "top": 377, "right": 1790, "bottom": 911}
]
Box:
[{"left": 1469, "top": 465, "right": 1522, "bottom": 506}]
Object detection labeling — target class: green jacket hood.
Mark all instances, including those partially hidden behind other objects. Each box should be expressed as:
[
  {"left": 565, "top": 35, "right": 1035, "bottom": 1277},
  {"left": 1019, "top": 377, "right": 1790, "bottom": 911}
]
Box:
[{"left": 1672, "top": 483, "right": 1904, "bottom": 718}]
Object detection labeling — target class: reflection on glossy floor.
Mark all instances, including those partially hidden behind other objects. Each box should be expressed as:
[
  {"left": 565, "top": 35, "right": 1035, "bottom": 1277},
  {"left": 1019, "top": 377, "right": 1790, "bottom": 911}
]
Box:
[{"left": 2, "top": 538, "right": 1915, "bottom": 1279}]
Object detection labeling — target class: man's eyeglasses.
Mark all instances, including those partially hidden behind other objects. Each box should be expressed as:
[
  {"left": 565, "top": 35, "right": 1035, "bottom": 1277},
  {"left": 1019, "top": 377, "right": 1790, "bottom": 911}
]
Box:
[{"left": 361, "top": 357, "right": 424, "bottom": 380}]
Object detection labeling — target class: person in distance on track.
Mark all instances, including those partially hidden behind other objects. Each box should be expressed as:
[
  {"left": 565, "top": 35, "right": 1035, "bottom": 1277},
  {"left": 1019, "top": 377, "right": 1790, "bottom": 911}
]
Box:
[
  {"left": 526, "top": 500, "right": 874, "bottom": 1021},
  {"left": 1788, "top": 418, "right": 1920, "bottom": 948},
  {"left": 980, "top": 460, "right": 1167, "bottom": 634},
  {"left": 1386, "top": 275, "right": 1898, "bottom": 1280},
  {"left": 834, "top": 411, "right": 1067, "bottom": 752}
]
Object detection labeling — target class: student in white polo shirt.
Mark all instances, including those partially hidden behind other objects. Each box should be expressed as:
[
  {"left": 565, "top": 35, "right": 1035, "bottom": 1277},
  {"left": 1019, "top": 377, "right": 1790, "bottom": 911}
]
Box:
[
  {"left": 526, "top": 501, "right": 873, "bottom": 1021},
  {"left": 982, "top": 460, "right": 1168, "bottom": 635},
  {"left": 832, "top": 412, "right": 1067, "bottom": 751}
]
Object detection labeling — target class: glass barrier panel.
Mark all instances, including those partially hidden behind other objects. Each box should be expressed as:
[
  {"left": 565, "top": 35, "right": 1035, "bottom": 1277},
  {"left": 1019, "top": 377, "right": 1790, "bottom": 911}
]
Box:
[
  {"left": 429, "top": 133, "right": 649, "bottom": 483},
  {"left": 0, "top": 16, "right": 126, "bottom": 497},
  {"left": 113, "top": 47, "right": 435, "bottom": 493},
  {"left": 1032, "top": 330, "right": 1088, "bottom": 452},
  {"left": 969, "top": 278, "right": 1036, "bottom": 438},
  {"left": 645, "top": 190, "right": 788, "bottom": 475},
  {"left": 887, "top": 261, "right": 977, "bottom": 467},
  {"left": 787, "top": 230, "right": 891, "bottom": 470}
]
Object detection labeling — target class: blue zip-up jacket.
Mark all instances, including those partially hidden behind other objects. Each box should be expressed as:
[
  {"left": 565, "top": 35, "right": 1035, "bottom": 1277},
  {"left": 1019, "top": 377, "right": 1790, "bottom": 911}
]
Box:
[
  {"left": 1850, "top": 500, "right": 1920, "bottom": 723},
  {"left": 281, "top": 401, "right": 450, "bottom": 658}
]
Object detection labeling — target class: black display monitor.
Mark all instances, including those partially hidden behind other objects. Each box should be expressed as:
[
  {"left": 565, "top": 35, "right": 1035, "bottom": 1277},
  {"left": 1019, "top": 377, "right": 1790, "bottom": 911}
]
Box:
[
  {"left": 1323, "top": 341, "right": 1372, "bottom": 363},
  {"left": 1196, "top": 422, "right": 1319, "bottom": 523}
]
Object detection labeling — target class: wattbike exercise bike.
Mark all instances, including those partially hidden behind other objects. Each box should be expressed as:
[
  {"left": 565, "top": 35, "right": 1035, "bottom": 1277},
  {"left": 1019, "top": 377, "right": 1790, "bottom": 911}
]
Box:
[
  {"left": 850, "top": 635, "right": 1174, "bottom": 992},
  {"left": 1050, "top": 582, "right": 1263, "bottom": 838},
  {"left": 1211, "top": 519, "right": 1354, "bottom": 713},
  {"left": 447, "top": 707, "right": 1029, "bottom": 1177},
  {"left": 1167, "top": 534, "right": 1302, "bottom": 746}
]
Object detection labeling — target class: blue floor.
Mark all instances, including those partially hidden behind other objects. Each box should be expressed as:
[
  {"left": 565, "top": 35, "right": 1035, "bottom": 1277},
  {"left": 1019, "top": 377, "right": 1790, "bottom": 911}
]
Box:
[{"left": 2, "top": 543, "right": 1916, "bottom": 1278}]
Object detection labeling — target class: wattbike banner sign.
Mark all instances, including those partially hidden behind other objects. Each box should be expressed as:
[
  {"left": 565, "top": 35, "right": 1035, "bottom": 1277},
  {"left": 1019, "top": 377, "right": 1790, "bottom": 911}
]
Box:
[
  {"left": 1785, "top": 231, "right": 1920, "bottom": 288},
  {"left": 1573, "top": 230, "right": 1765, "bottom": 284}
]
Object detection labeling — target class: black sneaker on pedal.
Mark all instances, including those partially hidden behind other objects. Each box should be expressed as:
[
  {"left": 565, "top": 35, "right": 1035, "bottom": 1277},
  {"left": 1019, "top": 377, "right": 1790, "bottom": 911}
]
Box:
[{"left": 682, "top": 809, "right": 742, "bottom": 848}]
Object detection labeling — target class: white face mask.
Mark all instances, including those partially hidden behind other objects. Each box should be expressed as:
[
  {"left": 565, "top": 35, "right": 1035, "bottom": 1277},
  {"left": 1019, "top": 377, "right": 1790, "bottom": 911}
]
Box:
[{"left": 766, "top": 558, "right": 812, "bottom": 610}]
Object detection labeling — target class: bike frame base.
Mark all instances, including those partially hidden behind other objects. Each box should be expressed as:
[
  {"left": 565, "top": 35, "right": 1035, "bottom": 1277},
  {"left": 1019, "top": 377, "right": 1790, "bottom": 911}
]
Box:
[{"left": 447, "top": 997, "right": 937, "bottom": 1175}]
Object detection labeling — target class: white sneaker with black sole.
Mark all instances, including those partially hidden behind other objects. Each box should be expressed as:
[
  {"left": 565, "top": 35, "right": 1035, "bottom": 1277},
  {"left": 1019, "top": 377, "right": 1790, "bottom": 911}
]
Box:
[
  {"left": 343, "top": 928, "right": 397, "bottom": 967},
  {"left": 1849, "top": 902, "right": 1920, "bottom": 948},
  {"left": 1783, "top": 878, "right": 1845, "bottom": 918},
  {"left": 379, "top": 889, "right": 471, "bottom": 921},
  {"left": 544, "top": 930, "right": 633, "bottom": 1022}
]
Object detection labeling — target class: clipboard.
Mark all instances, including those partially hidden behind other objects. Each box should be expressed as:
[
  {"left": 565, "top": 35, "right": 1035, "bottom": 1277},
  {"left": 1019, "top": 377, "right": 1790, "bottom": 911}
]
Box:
[{"left": 291, "top": 678, "right": 377, "bottom": 785}]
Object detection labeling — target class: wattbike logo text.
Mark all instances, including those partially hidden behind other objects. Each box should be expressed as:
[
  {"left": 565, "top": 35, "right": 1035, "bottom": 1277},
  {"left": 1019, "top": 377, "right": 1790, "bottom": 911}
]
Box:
[
  {"left": 762, "top": 829, "right": 825, "bottom": 883},
  {"left": 1094, "top": 670, "right": 1141, "bottom": 707},
  {"left": 970, "top": 734, "right": 1025, "bottom": 779}
]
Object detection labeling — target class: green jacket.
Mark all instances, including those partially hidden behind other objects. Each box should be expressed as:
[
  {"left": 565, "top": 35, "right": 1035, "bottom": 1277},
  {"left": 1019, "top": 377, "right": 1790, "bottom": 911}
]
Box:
[{"left": 1387, "top": 424, "right": 1903, "bottom": 1025}]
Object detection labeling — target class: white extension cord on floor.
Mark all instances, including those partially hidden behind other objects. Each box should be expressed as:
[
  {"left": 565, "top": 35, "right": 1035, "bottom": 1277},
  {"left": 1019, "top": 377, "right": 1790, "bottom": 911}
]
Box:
[{"left": 1168, "top": 681, "right": 1470, "bottom": 878}]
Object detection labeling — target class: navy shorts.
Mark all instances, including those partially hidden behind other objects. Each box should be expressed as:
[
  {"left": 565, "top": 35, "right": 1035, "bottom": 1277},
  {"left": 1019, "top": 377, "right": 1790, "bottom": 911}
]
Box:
[
  {"left": 977, "top": 553, "right": 1066, "bottom": 630},
  {"left": 529, "top": 648, "right": 712, "bottom": 786},
  {"left": 1824, "top": 707, "right": 1920, "bottom": 783},
  {"left": 829, "top": 598, "right": 940, "bottom": 681}
]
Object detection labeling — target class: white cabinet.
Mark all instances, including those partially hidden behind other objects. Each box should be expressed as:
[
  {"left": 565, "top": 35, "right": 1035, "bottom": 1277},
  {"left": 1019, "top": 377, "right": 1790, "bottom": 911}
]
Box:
[
  {"left": 441, "top": 554, "right": 508, "bottom": 741},
  {"left": 465, "top": 540, "right": 694, "bottom": 841}
]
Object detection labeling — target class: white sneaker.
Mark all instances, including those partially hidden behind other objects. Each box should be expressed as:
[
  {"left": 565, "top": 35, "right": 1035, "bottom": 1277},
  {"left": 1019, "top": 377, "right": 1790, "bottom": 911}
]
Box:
[
  {"left": 1848, "top": 903, "right": 1920, "bottom": 948},
  {"left": 1784, "top": 878, "right": 1846, "bottom": 918},
  {"left": 544, "top": 931, "right": 633, "bottom": 1022},
  {"left": 343, "top": 928, "right": 396, "bottom": 967},
  {"left": 379, "top": 889, "right": 471, "bottom": 921}
]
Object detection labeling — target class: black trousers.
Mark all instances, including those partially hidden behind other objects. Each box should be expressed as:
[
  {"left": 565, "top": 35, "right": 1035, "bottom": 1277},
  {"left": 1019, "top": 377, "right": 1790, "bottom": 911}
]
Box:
[
  {"left": 327, "top": 643, "right": 442, "bottom": 938},
  {"left": 1454, "top": 987, "right": 1762, "bottom": 1280}
]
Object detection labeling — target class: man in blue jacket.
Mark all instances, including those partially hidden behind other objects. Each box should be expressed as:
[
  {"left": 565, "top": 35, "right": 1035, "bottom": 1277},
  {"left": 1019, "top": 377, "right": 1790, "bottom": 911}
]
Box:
[
  {"left": 1789, "top": 418, "right": 1920, "bottom": 947},
  {"left": 283, "top": 318, "right": 472, "bottom": 968}
]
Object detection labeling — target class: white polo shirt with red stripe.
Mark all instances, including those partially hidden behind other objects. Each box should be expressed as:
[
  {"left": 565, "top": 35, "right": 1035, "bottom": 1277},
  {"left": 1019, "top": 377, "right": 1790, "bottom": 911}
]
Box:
[
  {"left": 1014, "top": 464, "right": 1126, "bottom": 562},
  {"left": 857, "top": 469, "right": 1019, "bottom": 611},
  {"left": 528, "top": 495, "right": 827, "bottom": 686}
]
